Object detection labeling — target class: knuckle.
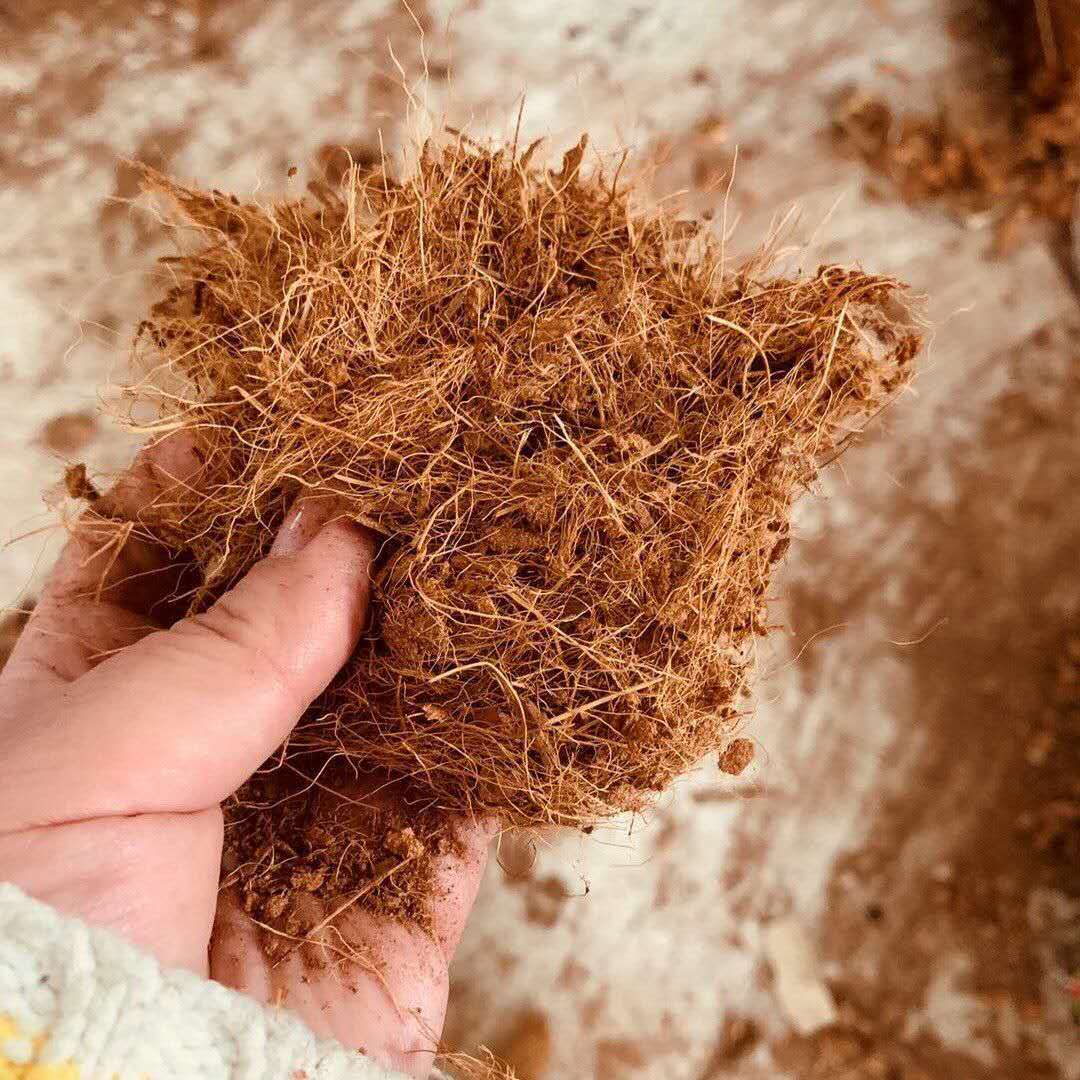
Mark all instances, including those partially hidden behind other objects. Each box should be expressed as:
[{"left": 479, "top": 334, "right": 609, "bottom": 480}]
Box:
[{"left": 178, "top": 587, "right": 295, "bottom": 702}]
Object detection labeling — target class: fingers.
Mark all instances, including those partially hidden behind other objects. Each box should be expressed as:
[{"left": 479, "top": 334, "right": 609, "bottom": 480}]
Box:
[
  {"left": 95, "top": 432, "right": 206, "bottom": 523},
  {"left": 281, "top": 910, "right": 449, "bottom": 1077},
  {"left": 2, "top": 434, "right": 204, "bottom": 696},
  {"left": 428, "top": 815, "right": 499, "bottom": 956},
  {"left": 269, "top": 492, "right": 341, "bottom": 556},
  {"left": 211, "top": 890, "right": 437, "bottom": 1065},
  {"left": 0, "top": 501, "right": 373, "bottom": 831}
]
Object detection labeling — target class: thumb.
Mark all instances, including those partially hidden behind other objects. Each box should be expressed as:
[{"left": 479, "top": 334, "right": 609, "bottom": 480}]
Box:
[{"left": 0, "top": 499, "right": 373, "bottom": 830}]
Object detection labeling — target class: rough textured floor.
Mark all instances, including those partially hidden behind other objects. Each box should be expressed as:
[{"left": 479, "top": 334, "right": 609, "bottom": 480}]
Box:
[{"left": 1, "top": 2, "right": 1077, "bottom": 1077}]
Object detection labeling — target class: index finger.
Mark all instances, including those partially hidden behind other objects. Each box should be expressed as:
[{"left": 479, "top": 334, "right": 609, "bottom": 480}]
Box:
[{"left": 1, "top": 433, "right": 204, "bottom": 695}]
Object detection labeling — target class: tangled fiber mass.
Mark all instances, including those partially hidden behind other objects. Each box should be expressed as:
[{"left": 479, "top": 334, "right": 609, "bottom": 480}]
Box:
[{"left": 129, "top": 136, "right": 921, "bottom": 922}]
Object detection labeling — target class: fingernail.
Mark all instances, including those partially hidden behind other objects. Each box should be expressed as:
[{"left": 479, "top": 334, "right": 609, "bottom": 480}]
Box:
[{"left": 270, "top": 495, "right": 340, "bottom": 556}]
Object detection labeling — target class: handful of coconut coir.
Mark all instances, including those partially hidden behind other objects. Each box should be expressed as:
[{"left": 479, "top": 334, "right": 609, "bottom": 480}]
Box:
[{"left": 129, "top": 135, "right": 922, "bottom": 937}]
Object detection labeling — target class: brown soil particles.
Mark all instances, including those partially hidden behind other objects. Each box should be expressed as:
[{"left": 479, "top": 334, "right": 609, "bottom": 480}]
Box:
[
  {"left": 831, "top": 0, "right": 1080, "bottom": 254},
  {"left": 117, "top": 133, "right": 921, "bottom": 935},
  {"left": 223, "top": 766, "right": 457, "bottom": 951}
]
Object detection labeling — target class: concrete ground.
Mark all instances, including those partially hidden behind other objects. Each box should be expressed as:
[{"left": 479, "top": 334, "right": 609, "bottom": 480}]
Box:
[{"left": 1, "top": 2, "right": 1077, "bottom": 1077}]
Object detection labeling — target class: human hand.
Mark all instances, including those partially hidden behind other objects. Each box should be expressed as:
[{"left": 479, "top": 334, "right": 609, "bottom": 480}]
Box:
[{"left": 0, "top": 439, "right": 493, "bottom": 1077}]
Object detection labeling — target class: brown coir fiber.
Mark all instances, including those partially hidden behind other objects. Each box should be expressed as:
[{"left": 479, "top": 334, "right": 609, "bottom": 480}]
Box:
[{"left": 128, "top": 135, "right": 921, "bottom": 921}]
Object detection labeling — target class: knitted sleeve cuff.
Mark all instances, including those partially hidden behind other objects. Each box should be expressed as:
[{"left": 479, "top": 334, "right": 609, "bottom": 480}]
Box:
[{"left": 0, "top": 882, "right": 406, "bottom": 1080}]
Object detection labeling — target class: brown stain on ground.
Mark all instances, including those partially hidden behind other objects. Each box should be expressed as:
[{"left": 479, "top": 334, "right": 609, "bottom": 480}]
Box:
[
  {"left": 492, "top": 833, "right": 577, "bottom": 927},
  {"left": 38, "top": 411, "right": 97, "bottom": 455},
  {"left": 594, "top": 1018, "right": 689, "bottom": 1080},
  {"left": 0, "top": 3, "right": 221, "bottom": 190},
  {"left": 489, "top": 1008, "right": 552, "bottom": 1080},
  {"left": 694, "top": 1015, "right": 760, "bottom": 1079},
  {"left": 521, "top": 875, "right": 575, "bottom": 929},
  {"left": 779, "top": 317, "right": 1080, "bottom": 1078}
]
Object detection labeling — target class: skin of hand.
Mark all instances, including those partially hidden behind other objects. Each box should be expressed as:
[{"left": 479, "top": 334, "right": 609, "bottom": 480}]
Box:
[{"left": 0, "top": 439, "right": 494, "bottom": 1077}]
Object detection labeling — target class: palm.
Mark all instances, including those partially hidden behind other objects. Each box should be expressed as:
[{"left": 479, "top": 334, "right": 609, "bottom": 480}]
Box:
[{"left": 0, "top": 442, "right": 491, "bottom": 1078}]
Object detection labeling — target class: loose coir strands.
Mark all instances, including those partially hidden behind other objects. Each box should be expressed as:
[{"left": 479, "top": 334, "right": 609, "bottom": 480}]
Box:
[{"left": 126, "top": 135, "right": 921, "bottom": 929}]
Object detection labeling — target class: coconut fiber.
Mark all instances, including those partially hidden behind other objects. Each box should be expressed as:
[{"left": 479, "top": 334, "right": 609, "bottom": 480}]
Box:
[{"left": 124, "top": 135, "right": 921, "bottom": 935}]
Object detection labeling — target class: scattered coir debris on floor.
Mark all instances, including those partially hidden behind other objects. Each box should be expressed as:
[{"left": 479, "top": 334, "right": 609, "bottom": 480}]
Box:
[
  {"left": 786, "top": 316, "right": 1080, "bottom": 1079},
  {"left": 718, "top": 737, "right": 756, "bottom": 776},
  {"left": 110, "top": 132, "right": 922, "bottom": 942},
  {"left": 831, "top": 0, "right": 1080, "bottom": 255}
]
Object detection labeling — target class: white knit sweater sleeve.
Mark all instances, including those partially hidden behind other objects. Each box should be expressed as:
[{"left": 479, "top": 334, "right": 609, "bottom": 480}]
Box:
[{"left": 0, "top": 883, "right": 408, "bottom": 1080}]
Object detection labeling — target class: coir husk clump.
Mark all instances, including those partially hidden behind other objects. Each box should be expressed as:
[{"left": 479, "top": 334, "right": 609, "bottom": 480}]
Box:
[{"left": 128, "top": 135, "right": 921, "bottom": 932}]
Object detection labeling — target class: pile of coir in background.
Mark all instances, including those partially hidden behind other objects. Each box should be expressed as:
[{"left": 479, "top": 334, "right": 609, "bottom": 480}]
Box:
[{"left": 832, "top": 0, "right": 1080, "bottom": 254}]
